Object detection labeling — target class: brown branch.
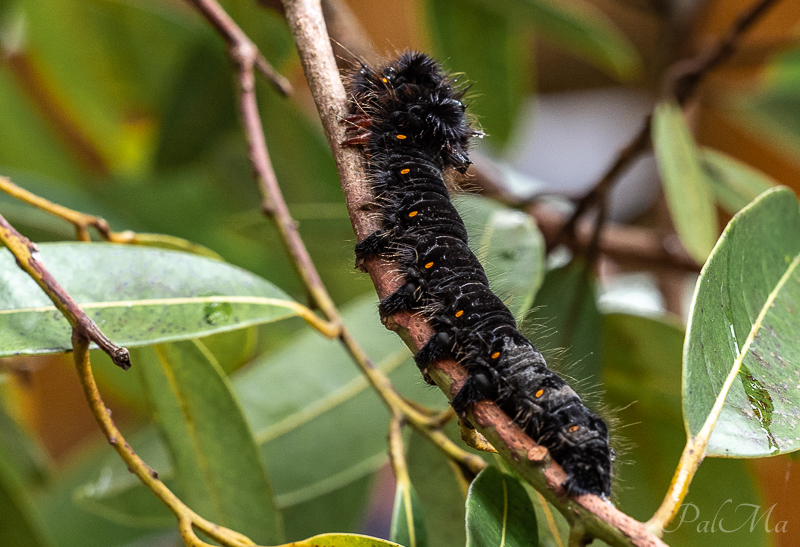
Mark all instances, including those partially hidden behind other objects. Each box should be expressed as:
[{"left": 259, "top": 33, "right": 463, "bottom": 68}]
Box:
[
  {"left": 470, "top": 163, "right": 700, "bottom": 272},
  {"left": 0, "top": 214, "right": 131, "bottom": 369},
  {"left": 531, "top": 204, "right": 700, "bottom": 272},
  {"left": 279, "top": 0, "right": 668, "bottom": 545},
  {"left": 553, "top": 0, "right": 783, "bottom": 250}
]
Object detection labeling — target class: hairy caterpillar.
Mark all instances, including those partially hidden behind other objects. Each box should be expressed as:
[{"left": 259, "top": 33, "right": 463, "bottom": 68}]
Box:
[{"left": 343, "top": 51, "right": 612, "bottom": 497}]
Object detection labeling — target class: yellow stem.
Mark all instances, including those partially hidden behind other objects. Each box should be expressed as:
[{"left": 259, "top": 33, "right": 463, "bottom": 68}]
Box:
[
  {"left": 72, "top": 333, "right": 256, "bottom": 547},
  {"left": 0, "top": 175, "right": 123, "bottom": 242}
]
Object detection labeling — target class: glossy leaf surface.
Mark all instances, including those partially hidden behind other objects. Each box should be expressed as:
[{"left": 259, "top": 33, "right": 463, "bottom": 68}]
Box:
[
  {"left": 465, "top": 466, "right": 538, "bottom": 547},
  {"left": 284, "top": 534, "right": 403, "bottom": 547},
  {"left": 0, "top": 243, "right": 298, "bottom": 356}
]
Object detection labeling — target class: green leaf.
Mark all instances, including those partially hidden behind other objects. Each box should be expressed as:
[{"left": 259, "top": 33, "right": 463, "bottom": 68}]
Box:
[
  {"left": 652, "top": 101, "right": 719, "bottom": 263},
  {"left": 138, "top": 339, "right": 283, "bottom": 543},
  {"left": 700, "top": 148, "right": 776, "bottom": 215},
  {"left": 390, "top": 478, "right": 428, "bottom": 547},
  {"left": 472, "top": 0, "right": 640, "bottom": 80},
  {"left": 684, "top": 187, "right": 800, "bottom": 457},
  {"left": 285, "top": 534, "right": 403, "bottom": 547},
  {"left": 407, "top": 423, "right": 480, "bottom": 547},
  {"left": 0, "top": 242, "right": 299, "bottom": 356},
  {"left": 427, "top": 0, "right": 530, "bottom": 146},
  {"left": 457, "top": 194, "right": 546, "bottom": 322},
  {"left": 527, "top": 260, "right": 603, "bottom": 383},
  {"left": 602, "top": 313, "right": 770, "bottom": 546},
  {"left": 465, "top": 466, "right": 538, "bottom": 547},
  {"left": 0, "top": 453, "right": 53, "bottom": 547}
]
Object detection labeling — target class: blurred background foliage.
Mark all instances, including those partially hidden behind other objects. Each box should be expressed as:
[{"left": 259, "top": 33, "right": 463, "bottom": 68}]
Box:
[{"left": 0, "top": 0, "right": 799, "bottom": 546}]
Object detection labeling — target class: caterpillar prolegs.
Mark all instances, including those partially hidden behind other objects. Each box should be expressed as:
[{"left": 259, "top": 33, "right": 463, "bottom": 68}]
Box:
[{"left": 343, "top": 52, "right": 612, "bottom": 497}]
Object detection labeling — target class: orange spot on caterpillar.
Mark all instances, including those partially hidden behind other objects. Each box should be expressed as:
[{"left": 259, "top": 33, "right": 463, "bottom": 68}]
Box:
[
  {"left": 491, "top": 352, "right": 500, "bottom": 359},
  {"left": 424, "top": 262, "right": 434, "bottom": 269},
  {"left": 381, "top": 77, "right": 388, "bottom": 83},
  {"left": 400, "top": 168, "right": 410, "bottom": 174},
  {"left": 569, "top": 425, "right": 580, "bottom": 433},
  {"left": 408, "top": 211, "right": 418, "bottom": 217},
  {"left": 455, "top": 310, "right": 464, "bottom": 318},
  {"left": 396, "top": 134, "right": 407, "bottom": 140},
  {"left": 535, "top": 389, "right": 544, "bottom": 398}
]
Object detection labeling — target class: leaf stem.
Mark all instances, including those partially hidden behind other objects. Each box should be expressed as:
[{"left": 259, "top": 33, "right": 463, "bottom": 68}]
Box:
[
  {"left": 0, "top": 175, "right": 131, "bottom": 243},
  {"left": 72, "top": 333, "right": 256, "bottom": 547}
]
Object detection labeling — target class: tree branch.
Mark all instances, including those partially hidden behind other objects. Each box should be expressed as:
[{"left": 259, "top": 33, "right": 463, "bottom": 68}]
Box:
[
  {"left": 185, "top": 0, "right": 293, "bottom": 96},
  {"left": 279, "top": 0, "right": 667, "bottom": 545}
]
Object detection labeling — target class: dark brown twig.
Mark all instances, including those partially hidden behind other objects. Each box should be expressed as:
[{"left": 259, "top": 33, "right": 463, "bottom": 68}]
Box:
[
  {"left": 470, "top": 165, "right": 700, "bottom": 272},
  {"left": 0, "top": 214, "right": 131, "bottom": 369},
  {"left": 555, "top": 0, "right": 782, "bottom": 251}
]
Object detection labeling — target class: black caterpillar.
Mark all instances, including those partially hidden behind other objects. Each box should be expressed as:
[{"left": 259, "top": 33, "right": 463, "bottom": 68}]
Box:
[{"left": 343, "top": 52, "right": 612, "bottom": 498}]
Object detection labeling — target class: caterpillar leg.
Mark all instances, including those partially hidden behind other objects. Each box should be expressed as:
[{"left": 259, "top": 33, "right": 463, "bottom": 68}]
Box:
[
  {"left": 450, "top": 368, "right": 495, "bottom": 415},
  {"left": 414, "top": 331, "right": 451, "bottom": 370},
  {"left": 354, "top": 231, "right": 388, "bottom": 262},
  {"left": 378, "top": 282, "right": 419, "bottom": 317}
]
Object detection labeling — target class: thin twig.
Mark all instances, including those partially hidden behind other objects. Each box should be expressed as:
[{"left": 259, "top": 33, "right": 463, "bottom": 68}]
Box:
[
  {"left": 527, "top": 204, "right": 700, "bottom": 273},
  {"left": 71, "top": 334, "right": 255, "bottom": 547},
  {"left": 554, "top": 0, "right": 782, "bottom": 250},
  {"left": 0, "top": 175, "right": 131, "bottom": 242},
  {"left": 279, "top": 0, "right": 668, "bottom": 545},
  {"left": 0, "top": 213, "right": 131, "bottom": 369}
]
